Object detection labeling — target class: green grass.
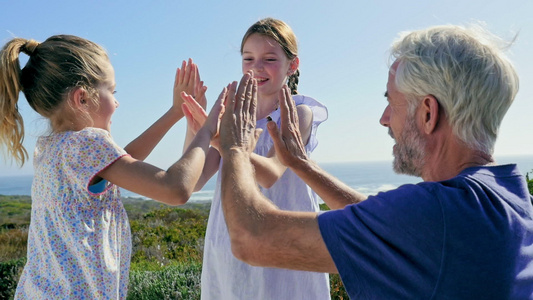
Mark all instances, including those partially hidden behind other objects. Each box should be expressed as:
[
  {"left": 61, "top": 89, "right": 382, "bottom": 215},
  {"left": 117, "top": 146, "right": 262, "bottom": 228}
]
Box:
[
  {"left": 128, "top": 262, "right": 202, "bottom": 300},
  {"left": 0, "top": 195, "right": 348, "bottom": 299},
  {"left": 3, "top": 170, "right": 532, "bottom": 299}
]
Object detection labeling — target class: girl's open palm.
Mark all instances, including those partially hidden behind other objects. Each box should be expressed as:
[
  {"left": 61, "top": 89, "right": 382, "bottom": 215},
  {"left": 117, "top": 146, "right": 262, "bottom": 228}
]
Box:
[
  {"left": 183, "top": 86, "right": 229, "bottom": 149},
  {"left": 173, "top": 58, "right": 207, "bottom": 113},
  {"left": 201, "top": 87, "right": 227, "bottom": 139},
  {"left": 182, "top": 92, "right": 208, "bottom": 135}
]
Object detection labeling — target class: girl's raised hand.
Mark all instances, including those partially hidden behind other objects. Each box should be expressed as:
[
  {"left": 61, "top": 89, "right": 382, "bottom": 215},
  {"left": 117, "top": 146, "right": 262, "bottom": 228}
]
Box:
[
  {"left": 202, "top": 87, "right": 227, "bottom": 140},
  {"left": 173, "top": 58, "right": 207, "bottom": 114},
  {"left": 182, "top": 92, "right": 208, "bottom": 135}
]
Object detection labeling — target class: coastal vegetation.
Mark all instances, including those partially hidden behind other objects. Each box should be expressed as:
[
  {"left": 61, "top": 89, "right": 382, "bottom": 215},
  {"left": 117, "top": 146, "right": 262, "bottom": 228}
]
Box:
[
  {"left": 0, "top": 195, "right": 348, "bottom": 299},
  {"left": 3, "top": 171, "right": 532, "bottom": 299}
]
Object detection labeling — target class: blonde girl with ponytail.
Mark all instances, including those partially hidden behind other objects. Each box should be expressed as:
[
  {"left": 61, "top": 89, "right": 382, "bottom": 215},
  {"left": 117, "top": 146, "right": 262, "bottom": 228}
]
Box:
[{"left": 0, "top": 35, "right": 222, "bottom": 299}]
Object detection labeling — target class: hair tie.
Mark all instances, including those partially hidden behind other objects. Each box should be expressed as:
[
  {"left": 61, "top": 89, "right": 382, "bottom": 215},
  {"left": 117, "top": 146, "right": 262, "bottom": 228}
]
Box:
[{"left": 21, "top": 39, "right": 40, "bottom": 55}]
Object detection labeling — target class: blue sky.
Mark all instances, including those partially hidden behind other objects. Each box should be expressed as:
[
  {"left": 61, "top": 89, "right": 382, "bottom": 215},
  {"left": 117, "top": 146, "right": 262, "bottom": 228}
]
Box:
[{"left": 1, "top": 0, "right": 532, "bottom": 176}]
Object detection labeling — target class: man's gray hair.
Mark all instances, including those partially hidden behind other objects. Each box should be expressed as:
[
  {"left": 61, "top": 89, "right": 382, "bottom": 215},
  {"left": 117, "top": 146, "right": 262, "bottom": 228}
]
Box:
[{"left": 390, "top": 24, "right": 519, "bottom": 154}]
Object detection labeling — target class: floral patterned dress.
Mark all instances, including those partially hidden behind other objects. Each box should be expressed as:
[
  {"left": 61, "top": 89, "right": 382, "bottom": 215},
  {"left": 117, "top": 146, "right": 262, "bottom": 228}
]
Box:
[{"left": 15, "top": 127, "right": 131, "bottom": 299}]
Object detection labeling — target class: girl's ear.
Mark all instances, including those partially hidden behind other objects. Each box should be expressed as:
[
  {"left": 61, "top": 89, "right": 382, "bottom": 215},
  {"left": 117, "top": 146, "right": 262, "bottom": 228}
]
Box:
[
  {"left": 288, "top": 57, "right": 300, "bottom": 75},
  {"left": 69, "top": 87, "right": 88, "bottom": 110}
]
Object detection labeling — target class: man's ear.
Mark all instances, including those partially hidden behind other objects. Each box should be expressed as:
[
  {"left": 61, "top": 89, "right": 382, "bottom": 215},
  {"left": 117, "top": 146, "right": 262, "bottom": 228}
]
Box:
[
  {"left": 288, "top": 57, "right": 300, "bottom": 75},
  {"left": 69, "top": 87, "right": 88, "bottom": 110},
  {"left": 420, "top": 95, "right": 440, "bottom": 134}
]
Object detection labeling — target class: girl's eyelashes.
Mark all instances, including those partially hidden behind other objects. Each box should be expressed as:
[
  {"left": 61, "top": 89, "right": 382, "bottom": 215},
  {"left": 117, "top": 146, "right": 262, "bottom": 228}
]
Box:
[
  {"left": 242, "top": 57, "right": 278, "bottom": 62},
  {"left": 112, "top": 91, "right": 117, "bottom": 95}
]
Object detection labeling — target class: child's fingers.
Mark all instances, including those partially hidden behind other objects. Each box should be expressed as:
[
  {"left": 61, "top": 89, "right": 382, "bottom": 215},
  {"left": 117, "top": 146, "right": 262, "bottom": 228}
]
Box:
[
  {"left": 182, "top": 103, "right": 193, "bottom": 120},
  {"left": 178, "top": 60, "right": 186, "bottom": 83},
  {"left": 197, "top": 85, "right": 208, "bottom": 109},
  {"left": 180, "top": 91, "right": 195, "bottom": 103},
  {"left": 184, "top": 100, "right": 208, "bottom": 121},
  {"left": 195, "top": 63, "right": 201, "bottom": 84},
  {"left": 183, "top": 58, "right": 193, "bottom": 86},
  {"left": 209, "top": 88, "right": 226, "bottom": 117},
  {"left": 174, "top": 67, "right": 180, "bottom": 88},
  {"left": 182, "top": 103, "right": 197, "bottom": 130}
]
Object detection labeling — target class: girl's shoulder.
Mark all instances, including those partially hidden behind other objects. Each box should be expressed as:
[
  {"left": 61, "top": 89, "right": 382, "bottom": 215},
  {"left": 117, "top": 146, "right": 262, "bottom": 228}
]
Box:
[
  {"left": 76, "top": 127, "right": 113, "bottom": 139},
  {"left": 291, "top": 94, "right": 328, "bottom": 123},
  {"left": 39, "top": 127, "right": 111, "bottom": 140},
  {"left": 291, "top": 94, "right": 321, "bottom": 106},
  {"left": 37, "top": 127, "right": 115, "bottom": 150},
  {"left": 66, "top": 127, "right": 113, "bottom": 144}
]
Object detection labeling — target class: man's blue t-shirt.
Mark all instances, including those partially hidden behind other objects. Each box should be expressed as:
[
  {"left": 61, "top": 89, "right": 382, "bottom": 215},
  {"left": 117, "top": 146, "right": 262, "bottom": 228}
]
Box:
[{"left": 318, "top": 164, "right": 533, "bottom": 299}]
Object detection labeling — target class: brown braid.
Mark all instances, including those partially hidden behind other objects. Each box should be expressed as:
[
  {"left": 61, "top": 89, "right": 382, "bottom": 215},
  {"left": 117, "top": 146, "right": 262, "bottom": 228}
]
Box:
[{"left": 288, "top": 69, "right": 300, "bottom": 95}]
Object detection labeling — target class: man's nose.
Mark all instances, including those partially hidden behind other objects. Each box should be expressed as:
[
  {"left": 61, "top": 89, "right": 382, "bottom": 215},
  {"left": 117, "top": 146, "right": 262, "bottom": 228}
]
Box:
[{"left": 380, "top": 105, "right": 391, "bottom": 127}]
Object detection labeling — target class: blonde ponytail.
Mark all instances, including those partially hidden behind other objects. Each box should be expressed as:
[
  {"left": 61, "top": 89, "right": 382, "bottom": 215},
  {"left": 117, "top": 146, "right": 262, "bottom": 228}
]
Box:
[
  {"left": 0, "top": 38, "right": 35, "bottom": 166},
  {"left": 0, "top": 34, "right": 109, "bottom": 166}
]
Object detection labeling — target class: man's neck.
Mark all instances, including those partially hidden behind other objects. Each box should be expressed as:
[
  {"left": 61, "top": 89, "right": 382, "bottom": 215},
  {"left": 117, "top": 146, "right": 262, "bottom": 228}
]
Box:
[{"left": 421, "top": 139, "right": 494, "bottom": 182}]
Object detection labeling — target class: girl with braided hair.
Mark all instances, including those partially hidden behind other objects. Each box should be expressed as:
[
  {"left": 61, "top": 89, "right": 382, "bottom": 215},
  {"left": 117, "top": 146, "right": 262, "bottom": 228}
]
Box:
[{"left": 180, "top": 18, "right": 330, "bottom": 299}]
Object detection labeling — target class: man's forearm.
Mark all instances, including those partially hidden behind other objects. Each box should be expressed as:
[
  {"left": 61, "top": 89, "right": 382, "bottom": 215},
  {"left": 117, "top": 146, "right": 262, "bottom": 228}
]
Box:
[
  {"left": 221, "top": 150, "right": 277, "bottom": 235},
  {"left": 290, "top": 159, "right": 367, "bottom": 209},
  {"left": 220, "top": 149, "right": 337, "bottom": 272}
]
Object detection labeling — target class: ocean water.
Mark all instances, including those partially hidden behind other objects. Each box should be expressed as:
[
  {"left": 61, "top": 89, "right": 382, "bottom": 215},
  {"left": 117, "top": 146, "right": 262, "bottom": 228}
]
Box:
[{"left": 1, "top": 155, "right": 532, "bottom": 201}]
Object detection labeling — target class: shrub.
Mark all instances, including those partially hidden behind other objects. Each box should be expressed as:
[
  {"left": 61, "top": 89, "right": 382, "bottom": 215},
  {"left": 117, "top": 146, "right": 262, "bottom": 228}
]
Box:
[
  {"left": 0, "top": 257, "right": 26, "bottom": 299},
  {"left": 527, "top": 171, "right": 533, "bottom": 195},
  {"left": 127, "top": 262, "right": 201, "bottom": 300},
  {"left": 0, "top": 227, "right": 28, "bottom": 262},
  {"left": 129, "top": 207, "right": 207, "bottom": 266}
]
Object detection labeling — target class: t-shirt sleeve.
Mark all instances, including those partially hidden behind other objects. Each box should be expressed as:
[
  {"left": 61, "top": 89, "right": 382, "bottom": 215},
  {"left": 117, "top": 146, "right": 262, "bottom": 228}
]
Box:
[
  {"left": 318, "top": 183, "right": 445, "bottom": 298},
  {"left": 62, "top": 128, "right": 129, "bottom": 195}
]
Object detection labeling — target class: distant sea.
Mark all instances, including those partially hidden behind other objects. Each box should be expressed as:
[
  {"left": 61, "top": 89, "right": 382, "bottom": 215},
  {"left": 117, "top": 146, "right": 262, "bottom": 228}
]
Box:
[{"left": 1, "top": 155, "right": 532, "bottom": 201}]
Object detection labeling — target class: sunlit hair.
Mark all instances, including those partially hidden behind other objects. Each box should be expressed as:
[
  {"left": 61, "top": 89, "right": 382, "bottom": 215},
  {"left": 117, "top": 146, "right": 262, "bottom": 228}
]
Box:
[
  {"left": 0, "top": 34, "right": 109, "bottom": 166},
  {"left": 240, "top": 17, "right": 300, "bottom": 95},
  {"left": 390, "top": 24, "right": 519, "bottom": 154}
]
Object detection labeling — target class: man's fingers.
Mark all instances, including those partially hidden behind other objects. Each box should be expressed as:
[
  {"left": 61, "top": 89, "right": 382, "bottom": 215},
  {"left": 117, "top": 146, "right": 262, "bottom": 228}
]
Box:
[
  {"left": 278, "top": 86, "right": 291, "bottom": 133},
  {"left": 250, "top": 78, "right": 258, "bottom": 124},
  {"left": 267, "top": 121, "right": 281, "bottom": 144},
  {"left": 267, "top": 120, "right": 289, "bottom": 166},
  {"left": 235, "top": 72, "right": 252, "bottom": 116},
  {"left": 282, "top": 86, "right": 297, "bottom": 126},
  {"left": 242, "top": 74, "right": 254, "bottom": 119}
]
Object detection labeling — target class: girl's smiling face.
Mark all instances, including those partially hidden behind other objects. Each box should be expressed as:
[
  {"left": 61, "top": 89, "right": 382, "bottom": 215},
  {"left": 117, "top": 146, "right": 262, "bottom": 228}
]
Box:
[{"left": 242, "top": 33, "right": 297, "bottom": 108}]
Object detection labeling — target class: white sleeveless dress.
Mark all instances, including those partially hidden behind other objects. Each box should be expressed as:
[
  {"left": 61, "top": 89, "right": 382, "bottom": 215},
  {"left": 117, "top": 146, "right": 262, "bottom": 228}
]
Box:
[{"left": 201, "top": 95, "right": 330, "bottom": 300}]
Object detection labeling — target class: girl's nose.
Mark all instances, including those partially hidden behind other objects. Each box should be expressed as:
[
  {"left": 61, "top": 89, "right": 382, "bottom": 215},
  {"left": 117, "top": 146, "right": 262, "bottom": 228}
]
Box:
[
  {"left": 254, "top": 61, "right": 264, "bottom": 72},
  {"left": 115, "top": 99, "right": 119, "bottom": 108}
]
